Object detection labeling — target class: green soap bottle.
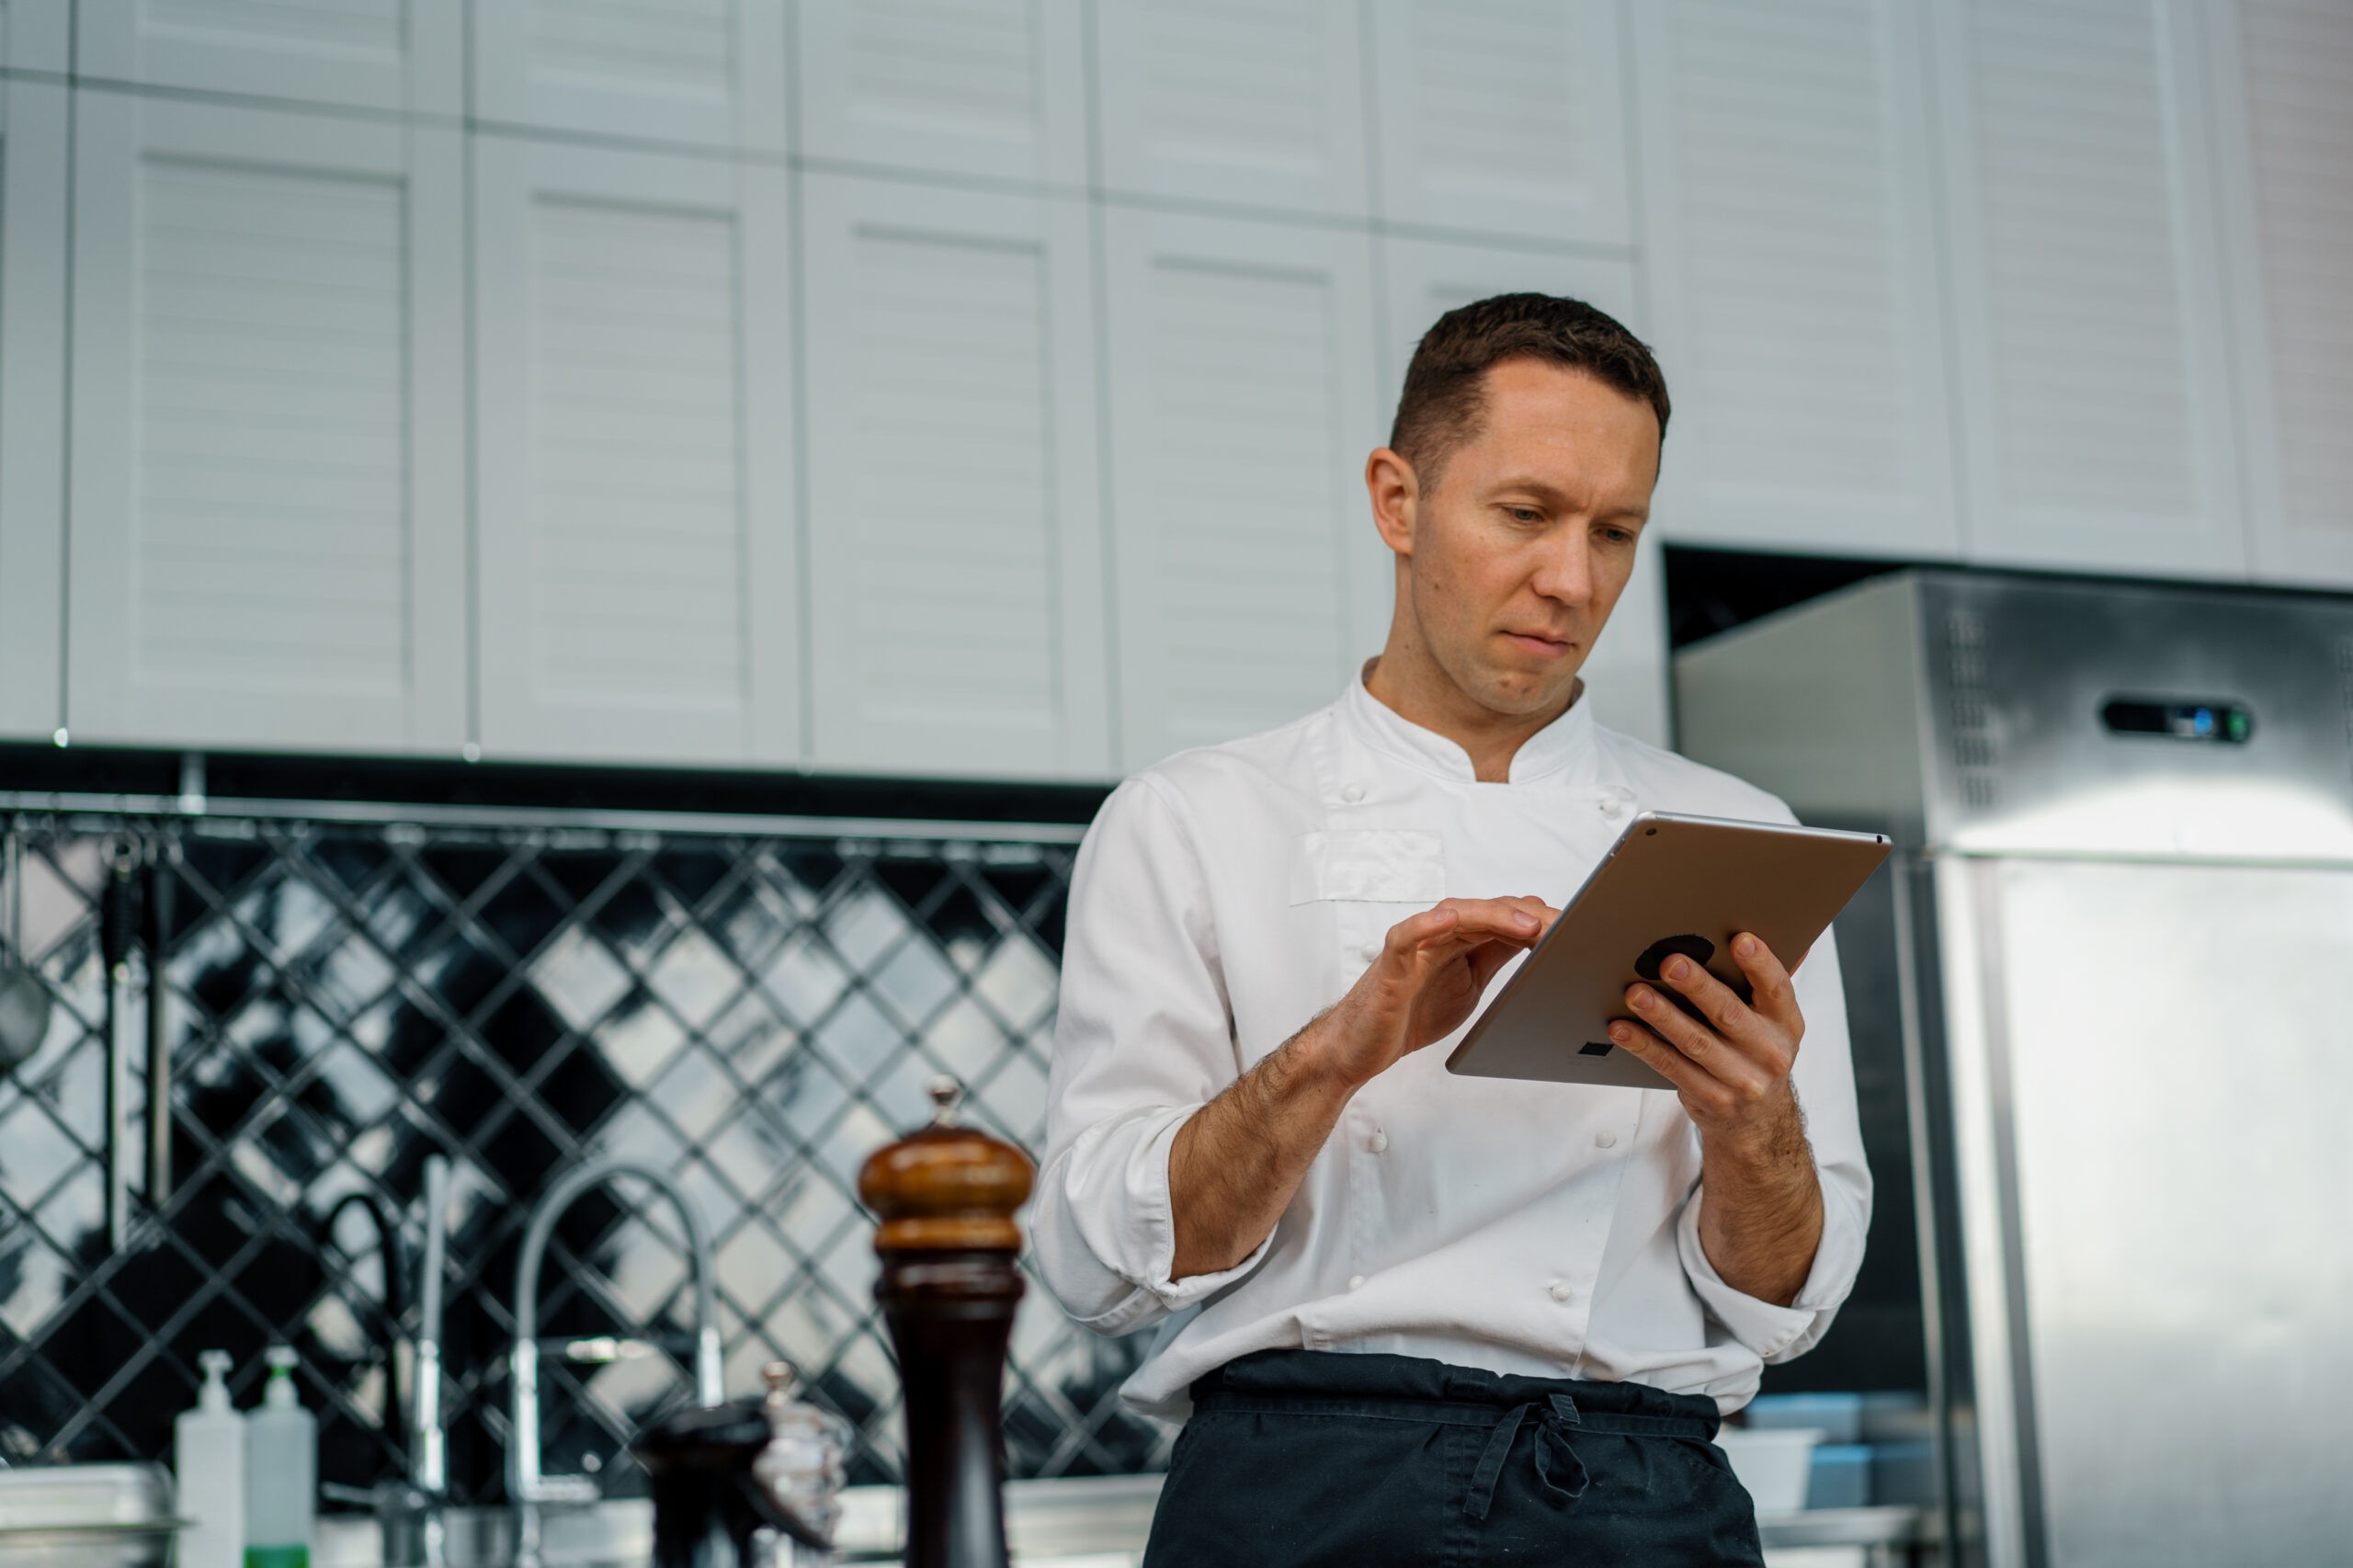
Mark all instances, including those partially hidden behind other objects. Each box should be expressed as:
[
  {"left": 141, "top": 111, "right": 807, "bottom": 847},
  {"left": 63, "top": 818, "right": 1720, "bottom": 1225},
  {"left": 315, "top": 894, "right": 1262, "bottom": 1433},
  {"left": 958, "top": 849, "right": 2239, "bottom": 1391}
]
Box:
[{"left": 244, "top": 1346, "right": 315, "bottom": 1568}]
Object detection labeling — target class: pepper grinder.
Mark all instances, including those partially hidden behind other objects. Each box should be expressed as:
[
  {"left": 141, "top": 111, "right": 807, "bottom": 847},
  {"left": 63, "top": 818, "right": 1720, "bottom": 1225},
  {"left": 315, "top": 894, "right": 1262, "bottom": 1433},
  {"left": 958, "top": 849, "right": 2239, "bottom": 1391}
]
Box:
[{"left": 858, "top": 1076, "right": 1035, "bottom": 1568}]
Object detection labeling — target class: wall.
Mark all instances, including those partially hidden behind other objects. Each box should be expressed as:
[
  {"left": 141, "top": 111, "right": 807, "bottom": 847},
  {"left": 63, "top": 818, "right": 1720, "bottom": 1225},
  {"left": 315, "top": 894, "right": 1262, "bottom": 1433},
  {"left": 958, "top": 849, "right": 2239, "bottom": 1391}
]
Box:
[{"left": 1, "top": 0, "right": 2348, "bottom": 781}]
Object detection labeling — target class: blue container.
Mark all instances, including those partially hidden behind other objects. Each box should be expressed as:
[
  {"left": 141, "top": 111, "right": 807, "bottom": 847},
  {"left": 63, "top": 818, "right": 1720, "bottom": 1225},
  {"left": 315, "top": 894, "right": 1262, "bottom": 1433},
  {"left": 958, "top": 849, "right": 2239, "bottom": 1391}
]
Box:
[
  {"left": 1805, "top": 1443, "right": 1872, "bottom": 1510},
  {"left": 1745, "top": 1392, "right": 1864, "bottom": 1445}
]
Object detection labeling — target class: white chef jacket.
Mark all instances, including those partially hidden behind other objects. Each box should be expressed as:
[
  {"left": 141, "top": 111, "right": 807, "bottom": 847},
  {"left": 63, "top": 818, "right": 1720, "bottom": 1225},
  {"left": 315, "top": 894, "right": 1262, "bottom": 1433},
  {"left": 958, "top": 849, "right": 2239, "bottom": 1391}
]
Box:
[{"left": 1032, "top": 674, "right": 1871, "bottom": 1421}]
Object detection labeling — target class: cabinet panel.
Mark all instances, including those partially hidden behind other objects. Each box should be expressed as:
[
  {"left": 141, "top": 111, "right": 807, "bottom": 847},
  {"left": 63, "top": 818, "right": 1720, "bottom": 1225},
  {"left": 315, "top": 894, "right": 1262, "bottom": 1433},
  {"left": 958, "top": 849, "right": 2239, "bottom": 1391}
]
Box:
[
  {"left": 473, "top": 0, "right": 786, "bottom": 152},
  {"left": 1095, "top": 0, "right": 1368, "bottom": 217},
  {"left": 1103, "top": 210, "right": 1381, "bottom": 767},
  {"left": 473, "top": 137, "right": 796, "bottom": 766},
  {"left": 2219, "top": 0, "right": 2353, "bottom": 585},
  {"left": 2, "top": 0, "right": 70, "bottom": 69},
  {"left": 796, "top": 0, "right": 1086, "bottom": 185},
  {"left": 801, "top": 175, "right": 1106, "bottom": 778},
  {"left": 75, "top": 0, "right": 460, "bottom": 115},
  {"left": 1376, "top": 238, "right": 1662, "bottom": 746},
  {"left": 1634, "top": 0, "right": 1958, "bottom": 562},
  {"left": 0, "top": 78, "right": 66, "bottom": 739},
  {"left": 66, "top": 97, "right": 466, "bottom": 751},
  {"left": 1368, "top": 0, "right": 1631, "bottom": 246},
  {"left": 1934, "top": 0, "right": 2245, "bottom": 576}
]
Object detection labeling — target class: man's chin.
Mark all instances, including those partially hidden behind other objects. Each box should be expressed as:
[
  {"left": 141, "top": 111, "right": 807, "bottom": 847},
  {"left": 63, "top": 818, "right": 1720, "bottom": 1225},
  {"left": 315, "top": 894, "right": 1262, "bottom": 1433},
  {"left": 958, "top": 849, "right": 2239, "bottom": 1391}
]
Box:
[{"left": 1470, "top": 668, "right": 1584, "bottom": 721}]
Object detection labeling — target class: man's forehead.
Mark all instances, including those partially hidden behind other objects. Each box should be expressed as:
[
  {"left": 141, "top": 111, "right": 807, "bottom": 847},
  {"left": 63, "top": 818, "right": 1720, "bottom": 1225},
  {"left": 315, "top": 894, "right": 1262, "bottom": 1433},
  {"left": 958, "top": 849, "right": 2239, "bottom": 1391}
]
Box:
[{"left": 1463, "top": 360, "right": 1661, "bottom": 478}]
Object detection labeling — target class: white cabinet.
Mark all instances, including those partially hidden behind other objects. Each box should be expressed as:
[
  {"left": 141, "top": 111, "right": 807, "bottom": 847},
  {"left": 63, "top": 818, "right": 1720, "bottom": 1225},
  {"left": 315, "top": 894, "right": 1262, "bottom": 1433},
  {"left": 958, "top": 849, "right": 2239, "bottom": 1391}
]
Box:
[
  {"left": 799, "top": 174, "right": 1106, "bottom": 778},
  {"left": 473, "top": 0, "right": 786, "bottom": 152},
  {"left": 472, "top": 135, "right": 796, "bottom": 766},
  {"left": 1101, "top": 210, "right": 1381, "bottom": 768},
  {"left": 1367, "top": 0, "right": 1631, "bottom": 246},
  {"left": 2211, "top": 0, "right": 2353, "bottom": 586},
  {"left": 1632, "top": 0, "right": 1959, "bottom": 563},
  {"left": 65, "top": 97, "right": 467, "bottom": 753},
  {"left": 1, "top": 0, "right": 68, "bottom": 70},
  {"left": 75, "top": 0, "right": 460, "bottom": 116},
  {"left": 1376, "top": 238, "right": 1664, "bottom": 747},
  {"left": 1932, "top": 0, "right": 2245, "bottom": 578},
  {"left": 1095, "top": 0, "right": 1369, "bottom": 217},
  {"left": 796, "top": 0, "right": 1086, "bottom": 186},
  {"left": 0, "top": 76, "right": 67, "bottom": 740}
]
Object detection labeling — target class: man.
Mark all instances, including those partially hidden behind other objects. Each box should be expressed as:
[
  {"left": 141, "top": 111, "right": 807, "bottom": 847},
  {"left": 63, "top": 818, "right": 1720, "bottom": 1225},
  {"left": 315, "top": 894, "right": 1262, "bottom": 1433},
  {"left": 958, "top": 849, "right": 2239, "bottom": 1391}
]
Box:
[{"left": 1033, "top": 294, "right": 1869, "bottom": 1564}]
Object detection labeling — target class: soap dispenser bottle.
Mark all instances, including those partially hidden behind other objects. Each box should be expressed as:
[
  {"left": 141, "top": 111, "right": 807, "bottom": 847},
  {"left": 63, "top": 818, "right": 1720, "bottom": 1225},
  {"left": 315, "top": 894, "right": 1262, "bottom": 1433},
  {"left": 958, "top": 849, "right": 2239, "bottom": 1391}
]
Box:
[
  {"left": 244, "top": 1346, "right": 317, "bottom": 1568},
  {"left": 176, "top": 1350, "right": 246, "bottom": 1568}
]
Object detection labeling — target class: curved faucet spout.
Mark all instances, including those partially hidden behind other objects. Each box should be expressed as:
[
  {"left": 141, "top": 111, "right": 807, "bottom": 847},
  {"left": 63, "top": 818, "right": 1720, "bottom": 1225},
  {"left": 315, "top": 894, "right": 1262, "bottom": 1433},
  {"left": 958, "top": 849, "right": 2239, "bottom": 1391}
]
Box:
[{"left": 509, "top": 1158, "right": 725, "bottom": 1568}]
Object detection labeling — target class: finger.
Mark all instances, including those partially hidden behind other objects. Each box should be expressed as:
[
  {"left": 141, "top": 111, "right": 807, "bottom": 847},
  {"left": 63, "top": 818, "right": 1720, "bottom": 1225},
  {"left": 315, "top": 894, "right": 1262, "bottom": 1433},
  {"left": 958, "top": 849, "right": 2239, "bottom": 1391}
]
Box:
[
  {"left": 1651, "top": 953, "right": 1770, "bottom": 1049},
  {"left": 1402, "top": 898, "right": 1544, "bottom": 949},
  {"left": 1465, "top": 935, "right": 1532, "bottom": 991},
  {"left": 1727, "top": 933, "right": 1803, "bottom": 1040},
  {"left": 1605, "top": 1018, "right": 1714, "bottom": 1099},
  {"left": 1622, "top": 982, "right": 1772, "bottom": 1097}
]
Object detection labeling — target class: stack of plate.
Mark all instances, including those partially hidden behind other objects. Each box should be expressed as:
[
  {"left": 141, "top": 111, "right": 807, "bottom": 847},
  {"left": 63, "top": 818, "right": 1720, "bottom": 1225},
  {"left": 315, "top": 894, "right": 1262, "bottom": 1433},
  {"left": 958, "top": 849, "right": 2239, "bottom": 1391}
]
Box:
[{"left": 0, "top": 1464, "right": 187, "bottom": 1568}]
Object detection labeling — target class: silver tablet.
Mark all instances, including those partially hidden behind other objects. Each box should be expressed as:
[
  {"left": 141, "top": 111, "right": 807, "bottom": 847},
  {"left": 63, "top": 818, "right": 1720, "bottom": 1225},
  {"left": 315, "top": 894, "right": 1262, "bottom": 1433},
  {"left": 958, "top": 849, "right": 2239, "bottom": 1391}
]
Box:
[{"left": 1445, "top": 812, "right": 1891, "bottom": 1090}]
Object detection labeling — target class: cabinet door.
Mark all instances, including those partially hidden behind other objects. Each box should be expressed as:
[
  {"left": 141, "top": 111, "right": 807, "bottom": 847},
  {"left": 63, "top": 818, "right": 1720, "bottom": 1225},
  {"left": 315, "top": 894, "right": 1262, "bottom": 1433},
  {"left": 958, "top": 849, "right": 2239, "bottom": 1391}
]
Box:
[
  {"left": 796, "top": 0, "right": 1086, "bottom": 186},
  {"left": 800, "top": 175, "right": 1107, "bottom": 778},
  {"left": 0, "top": 77, "right": 66, "bottom": 740},
  {"left": 1933, "top": 0, "right": 2246, "bottom": 577},
  {"left": 66, "top": 97, "right": 466, "bottom": 753},
  {"left": 75, "top": 0, "right": 460, "bottom": 116},
  {"left": 1095, "top": 0, "right": 1369, "bottom": 217},
  {"left": 2211, "top": 0, "right": 2353, "bottom": 587},
  {"left": 472, "top": 0, "right": 787, "bottom": 152},
  {"left": 1377, "top": 239, "right": 1664, "bottom": 746},
  {"left": 1, "top": 0, "right": 68, "bottom": 70},
  {"left": 1102, "top": 210, "right": 1381, "bottom": 768},
  {"left": 473, "top": 136, "right": 797, "bottom": 767},
  {"left": 1367, "top": 0, "right": 1631, "bottom": 246},
  {"left": 1632, "top": 0, "right": 1959, "bottom": 563}
]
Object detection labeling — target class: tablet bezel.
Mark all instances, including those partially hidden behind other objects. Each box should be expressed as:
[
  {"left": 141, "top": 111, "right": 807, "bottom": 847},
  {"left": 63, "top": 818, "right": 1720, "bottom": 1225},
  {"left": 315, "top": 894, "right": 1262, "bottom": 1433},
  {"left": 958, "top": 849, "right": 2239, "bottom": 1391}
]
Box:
[{"left": 1443, "top": 811, "right": 1891, "bottom": 1089}]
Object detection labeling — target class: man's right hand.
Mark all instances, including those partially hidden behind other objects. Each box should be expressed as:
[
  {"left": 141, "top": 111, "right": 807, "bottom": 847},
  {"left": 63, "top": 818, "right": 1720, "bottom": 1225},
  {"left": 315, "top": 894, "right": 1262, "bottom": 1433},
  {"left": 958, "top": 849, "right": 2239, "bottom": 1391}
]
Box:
[
  {"left": 1300, "top": 895, "right": 1560, "bottom": 1089},
  {"left": 1168, "top": 894, "right": 1555, "bottom": 1279}
]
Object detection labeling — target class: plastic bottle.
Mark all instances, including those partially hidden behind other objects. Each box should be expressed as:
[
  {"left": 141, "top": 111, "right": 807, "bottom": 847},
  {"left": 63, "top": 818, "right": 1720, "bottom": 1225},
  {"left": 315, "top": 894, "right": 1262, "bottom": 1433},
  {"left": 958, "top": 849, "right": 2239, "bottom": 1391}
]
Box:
[
  {"left": 174, "top": 1350, "right": 246, "bottom": 1568},
  {"left": 244, "top": 1346, "right": 316, "bottom": 1568}
]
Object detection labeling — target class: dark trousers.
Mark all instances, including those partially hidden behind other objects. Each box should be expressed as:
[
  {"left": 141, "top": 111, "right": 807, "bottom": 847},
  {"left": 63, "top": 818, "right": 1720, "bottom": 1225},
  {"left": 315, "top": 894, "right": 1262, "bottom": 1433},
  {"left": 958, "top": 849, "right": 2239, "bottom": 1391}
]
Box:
[{"left": 1142, "top": 1350, "right": 1765, "bottom": 1567}]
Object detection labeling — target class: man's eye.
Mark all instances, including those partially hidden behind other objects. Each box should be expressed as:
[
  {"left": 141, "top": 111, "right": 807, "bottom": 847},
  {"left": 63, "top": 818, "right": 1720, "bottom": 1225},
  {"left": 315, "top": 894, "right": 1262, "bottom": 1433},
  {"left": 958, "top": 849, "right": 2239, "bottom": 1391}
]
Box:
[{"left": 1507, "top": 507, "right": 1542, "bottom": 524}]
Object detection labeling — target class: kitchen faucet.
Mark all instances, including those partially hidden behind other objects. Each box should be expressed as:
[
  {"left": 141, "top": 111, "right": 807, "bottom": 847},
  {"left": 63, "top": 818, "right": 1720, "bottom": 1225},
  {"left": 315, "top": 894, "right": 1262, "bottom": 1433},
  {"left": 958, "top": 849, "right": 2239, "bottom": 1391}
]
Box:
[{"left": 509, "top": 1158, "right": 723, "bottom": 1568}]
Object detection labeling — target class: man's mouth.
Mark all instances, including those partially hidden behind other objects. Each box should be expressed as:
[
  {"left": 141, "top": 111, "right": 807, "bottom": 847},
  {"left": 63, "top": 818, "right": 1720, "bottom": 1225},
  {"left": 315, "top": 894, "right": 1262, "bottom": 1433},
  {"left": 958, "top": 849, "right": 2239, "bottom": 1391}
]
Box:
[{"left": 1501, "top": 631, "right": 1575, "bottom": 659}]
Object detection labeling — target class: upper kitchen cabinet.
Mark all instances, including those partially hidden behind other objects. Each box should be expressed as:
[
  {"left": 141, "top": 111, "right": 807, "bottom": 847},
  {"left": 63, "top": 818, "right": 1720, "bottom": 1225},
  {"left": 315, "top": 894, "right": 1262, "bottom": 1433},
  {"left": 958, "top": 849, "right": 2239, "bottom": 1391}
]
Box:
[
  {"left": 66, "top": 97, "right": 467, "bottom": 753},
  {"left": 0, "top": 76, "right": 67, "bottom": 741},
  {"left": 1, "top": 0, "right": 69, "bottom": 70},
  {"left": 800, "top": 174, "right": 1108, "bottom": 778},
  {"left": 75, "top": 0, "right": 460, "bottom": 117},
  {"left": 1931, "top": 0, "right": 2246, "bottom": 578},
  {"left": 2211, "top": 0, "right": 2353, "bottom": 587},
  {"left": 1101, "top": 210, "right": 1381, "bottom": 769},
  {"left": 1367, "top": 0, "right": 1632, "bottom": 247},
  {"left": 1095, "top": 0, "right": 1370, "bottom": 219},
  {"left": 1631, "top": 0, "right": 1959, "bottom": 563},
  {"left": 472, "top": 135, "right": 796, "bottom": 767},
  {"left": 473, "top": 0, "right": 787, "bottom": 153},
  {"left": 795, "top": 0, "right": 1086, "bottom": 187}
]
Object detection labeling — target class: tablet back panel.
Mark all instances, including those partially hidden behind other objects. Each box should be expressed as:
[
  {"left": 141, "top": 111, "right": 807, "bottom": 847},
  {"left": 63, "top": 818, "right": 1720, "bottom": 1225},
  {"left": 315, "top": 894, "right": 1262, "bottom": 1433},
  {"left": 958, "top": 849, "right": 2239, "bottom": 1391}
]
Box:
[{"left": 1445, "top": 812, "right": 1889, "bottom": 1088}]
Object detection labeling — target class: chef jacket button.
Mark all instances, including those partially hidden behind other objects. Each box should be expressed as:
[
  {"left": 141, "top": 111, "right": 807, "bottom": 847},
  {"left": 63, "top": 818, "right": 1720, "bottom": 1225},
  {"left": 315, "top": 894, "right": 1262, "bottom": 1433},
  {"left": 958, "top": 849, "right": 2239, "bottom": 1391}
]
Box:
[
  {"left": 1598, "top": 794, "right": 1623, "bottom": 814},
  {"left": 1369, "top": 1129, "right": 1388, "bottom": 1153},
  {"left": 1341, "top": 784, "right": 1365, "bottom": 803},
  {"left": 1359, "top": 941, "right": 1381, "bottom": 962},
  {"left": 1347, "top": 1275, "right": 1366, "bottom": 1291},
  {"left": 1548, "top": 1280, "right": 1574, "bottom": 1303},
  {"left": 1595, "top": 1131, "right": 1618, "bottom": 1149}
]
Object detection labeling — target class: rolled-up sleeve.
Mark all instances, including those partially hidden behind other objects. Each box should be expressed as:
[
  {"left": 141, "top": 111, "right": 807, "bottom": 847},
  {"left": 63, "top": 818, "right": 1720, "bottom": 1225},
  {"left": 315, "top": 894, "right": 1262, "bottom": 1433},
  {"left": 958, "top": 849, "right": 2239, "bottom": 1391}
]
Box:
[
  {"left": 1673, "top": 929, "right": 1873, "bottom": 1364},
  {"left": 1030, "top": 778, "right": 1273, "bottom": 1336}
]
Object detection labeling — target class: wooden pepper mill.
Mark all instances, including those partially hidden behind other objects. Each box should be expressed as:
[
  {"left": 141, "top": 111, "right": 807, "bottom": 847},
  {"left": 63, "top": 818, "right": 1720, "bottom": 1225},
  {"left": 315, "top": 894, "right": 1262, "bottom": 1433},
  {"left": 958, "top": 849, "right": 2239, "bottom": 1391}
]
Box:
[{"left": 858, "top": 1076, "right": 1036, "bottom": 1568}]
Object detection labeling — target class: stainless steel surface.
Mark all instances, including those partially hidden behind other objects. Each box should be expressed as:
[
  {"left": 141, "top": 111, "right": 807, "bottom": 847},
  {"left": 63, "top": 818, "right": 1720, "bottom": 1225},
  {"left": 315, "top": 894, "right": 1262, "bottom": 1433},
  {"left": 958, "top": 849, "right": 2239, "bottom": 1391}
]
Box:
[
  {"left": 1676, "top": 570, "right": 2353, "bottom": 1568},
  {"left": 0, "top": 1464, "right": 183, "bottom": 1568},
  {"left": 317, "top": 1500, "right": 654, "bottom": 1568},
  {"left": 414, "top": 1153, "right": 450, "bottom": 1496},
  {"left": 510, "top": 1160, "right": 724, "bottom": 1568}
]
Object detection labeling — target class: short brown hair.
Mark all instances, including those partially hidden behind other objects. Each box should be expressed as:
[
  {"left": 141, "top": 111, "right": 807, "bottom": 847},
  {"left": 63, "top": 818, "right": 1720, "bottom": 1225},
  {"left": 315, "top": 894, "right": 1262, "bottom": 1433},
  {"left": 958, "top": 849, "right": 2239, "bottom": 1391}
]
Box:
[{"left": 1389, "top": 293, "right": 1670, "bottom": 490}]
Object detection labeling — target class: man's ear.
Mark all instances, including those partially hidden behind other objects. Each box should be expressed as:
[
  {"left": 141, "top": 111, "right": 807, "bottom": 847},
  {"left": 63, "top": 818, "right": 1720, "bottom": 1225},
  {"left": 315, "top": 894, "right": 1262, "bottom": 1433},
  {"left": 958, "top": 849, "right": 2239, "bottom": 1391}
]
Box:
[{"left": 1365, "top": 448, "right": 1420, "bottom": 556}]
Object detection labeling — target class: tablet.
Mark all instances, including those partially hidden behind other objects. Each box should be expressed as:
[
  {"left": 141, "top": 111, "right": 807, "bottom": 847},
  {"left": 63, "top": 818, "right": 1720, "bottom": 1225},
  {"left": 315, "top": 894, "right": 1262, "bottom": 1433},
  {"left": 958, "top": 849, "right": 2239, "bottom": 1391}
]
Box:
[{"left": 1444, "top": 812, "right": 1891, "bottom": 1090}]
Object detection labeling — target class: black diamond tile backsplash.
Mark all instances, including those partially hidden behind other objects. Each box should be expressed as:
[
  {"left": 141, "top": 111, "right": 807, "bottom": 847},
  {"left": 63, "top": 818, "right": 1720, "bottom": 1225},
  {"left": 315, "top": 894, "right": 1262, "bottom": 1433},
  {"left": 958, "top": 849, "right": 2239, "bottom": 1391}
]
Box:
[{"left": 0, "top": 808, "right": 1165, "bottom": 1501}]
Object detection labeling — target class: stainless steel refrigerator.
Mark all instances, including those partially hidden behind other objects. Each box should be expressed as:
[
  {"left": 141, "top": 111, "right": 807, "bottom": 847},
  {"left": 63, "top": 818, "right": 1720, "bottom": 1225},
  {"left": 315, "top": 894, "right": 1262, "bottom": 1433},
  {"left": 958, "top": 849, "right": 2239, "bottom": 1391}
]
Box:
[{"left": 1674, "top": 571, "right": 2353, "bottom": 1568}]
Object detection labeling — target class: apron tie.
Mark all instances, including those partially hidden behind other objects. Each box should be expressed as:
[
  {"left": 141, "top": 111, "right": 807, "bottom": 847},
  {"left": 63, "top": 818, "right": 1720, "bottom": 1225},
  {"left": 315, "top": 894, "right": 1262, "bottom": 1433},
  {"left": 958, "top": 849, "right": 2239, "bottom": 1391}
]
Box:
[{"left": 1466, "top": 1392, "right": 1588, "bottom": 1519}]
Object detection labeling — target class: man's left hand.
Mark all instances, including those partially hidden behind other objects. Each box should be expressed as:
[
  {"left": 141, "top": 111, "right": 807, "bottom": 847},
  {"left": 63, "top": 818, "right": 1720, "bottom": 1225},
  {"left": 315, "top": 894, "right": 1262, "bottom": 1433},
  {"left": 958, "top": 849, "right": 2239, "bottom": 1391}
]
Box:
[{"left": 1607, "top": 932, "right": 1824, "bottom": 1306}]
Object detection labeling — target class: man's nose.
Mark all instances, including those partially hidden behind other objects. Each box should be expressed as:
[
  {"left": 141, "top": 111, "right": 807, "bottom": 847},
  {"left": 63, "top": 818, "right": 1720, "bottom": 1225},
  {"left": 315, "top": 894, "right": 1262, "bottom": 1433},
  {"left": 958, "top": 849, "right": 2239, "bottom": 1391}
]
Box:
[{"left": 1529, "top": 538, "right": 1594, "bottom": 606}]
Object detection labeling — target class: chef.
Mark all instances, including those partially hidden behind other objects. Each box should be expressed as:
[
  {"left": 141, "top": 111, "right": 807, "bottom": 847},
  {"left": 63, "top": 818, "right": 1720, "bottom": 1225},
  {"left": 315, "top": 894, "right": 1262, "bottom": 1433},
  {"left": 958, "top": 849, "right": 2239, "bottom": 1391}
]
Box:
[{"left": 1033, "top": 293, "right": 1869, "bottom": 1564}]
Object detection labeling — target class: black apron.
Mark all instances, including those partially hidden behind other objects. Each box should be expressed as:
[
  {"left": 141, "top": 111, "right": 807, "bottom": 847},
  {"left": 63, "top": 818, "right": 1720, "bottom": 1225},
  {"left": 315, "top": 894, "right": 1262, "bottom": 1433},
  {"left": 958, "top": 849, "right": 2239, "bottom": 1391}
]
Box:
[{"left": 1142, "top": 1349, "right": 1765, "bottom": 1567}]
